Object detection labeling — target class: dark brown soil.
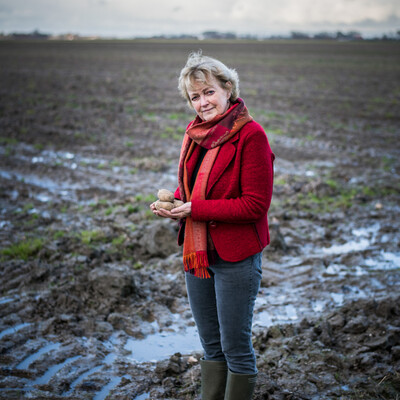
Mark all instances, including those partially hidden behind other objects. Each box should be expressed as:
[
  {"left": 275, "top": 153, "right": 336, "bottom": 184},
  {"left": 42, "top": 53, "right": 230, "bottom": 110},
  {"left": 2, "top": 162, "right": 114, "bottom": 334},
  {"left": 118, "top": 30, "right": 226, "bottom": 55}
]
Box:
[{"left": 0, "top": 40, "right": 399, "bottom": 399}]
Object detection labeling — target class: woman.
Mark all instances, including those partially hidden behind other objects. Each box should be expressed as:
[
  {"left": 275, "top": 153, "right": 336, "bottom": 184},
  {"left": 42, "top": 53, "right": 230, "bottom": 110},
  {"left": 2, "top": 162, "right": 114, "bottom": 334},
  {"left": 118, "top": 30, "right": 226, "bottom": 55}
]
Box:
[{"left": 150, "top": 51, "right": 274, "bottom": 400}]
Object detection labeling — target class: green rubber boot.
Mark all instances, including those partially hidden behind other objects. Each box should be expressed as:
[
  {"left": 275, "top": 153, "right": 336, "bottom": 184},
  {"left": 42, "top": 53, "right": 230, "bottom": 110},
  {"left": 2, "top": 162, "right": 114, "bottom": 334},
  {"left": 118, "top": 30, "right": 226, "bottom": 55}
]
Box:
[
  {"left": 200, "top": 358, "right": 228, "bottom": 400},
  {"left": 224, "top": 370, "right": 257, "bottom": 400}
]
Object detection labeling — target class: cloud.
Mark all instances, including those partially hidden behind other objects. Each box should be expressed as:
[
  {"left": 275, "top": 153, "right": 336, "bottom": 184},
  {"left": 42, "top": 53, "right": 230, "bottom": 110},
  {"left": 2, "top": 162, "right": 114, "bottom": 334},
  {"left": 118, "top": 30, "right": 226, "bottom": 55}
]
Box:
[
  {"left": 0, "top": 0, "right": 398, "bottom": 36},
  {"left": 353, "top": 13, "right": 400, "bottom": 30}
]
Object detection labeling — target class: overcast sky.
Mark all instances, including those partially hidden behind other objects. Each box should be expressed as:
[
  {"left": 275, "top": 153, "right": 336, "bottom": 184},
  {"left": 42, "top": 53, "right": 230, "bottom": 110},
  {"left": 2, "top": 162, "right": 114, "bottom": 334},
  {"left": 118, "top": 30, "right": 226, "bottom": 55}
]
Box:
[{"left": 0, "top": 0, "right": 399, "bottom": 37}]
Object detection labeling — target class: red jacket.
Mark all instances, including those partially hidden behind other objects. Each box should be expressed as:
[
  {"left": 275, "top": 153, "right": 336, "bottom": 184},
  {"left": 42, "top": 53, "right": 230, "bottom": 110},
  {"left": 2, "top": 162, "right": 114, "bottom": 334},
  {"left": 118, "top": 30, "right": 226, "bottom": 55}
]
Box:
[{"left": 175, "top": 120, "right": 274, "bottom": 262}]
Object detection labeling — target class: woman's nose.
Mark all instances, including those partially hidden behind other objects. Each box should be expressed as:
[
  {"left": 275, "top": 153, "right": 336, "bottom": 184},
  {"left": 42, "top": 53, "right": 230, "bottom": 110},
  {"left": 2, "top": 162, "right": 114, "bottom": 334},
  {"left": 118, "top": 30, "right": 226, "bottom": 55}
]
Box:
[{"left": 200, "top": 95, "right": 209, "bottom": 107}]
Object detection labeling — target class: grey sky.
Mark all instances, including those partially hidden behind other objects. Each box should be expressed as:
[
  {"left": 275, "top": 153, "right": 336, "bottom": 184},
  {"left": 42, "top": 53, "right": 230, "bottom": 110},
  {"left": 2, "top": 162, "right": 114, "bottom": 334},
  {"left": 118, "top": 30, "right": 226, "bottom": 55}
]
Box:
[{"left": 0, "top": 0, "right": 399, "bottom": 37}]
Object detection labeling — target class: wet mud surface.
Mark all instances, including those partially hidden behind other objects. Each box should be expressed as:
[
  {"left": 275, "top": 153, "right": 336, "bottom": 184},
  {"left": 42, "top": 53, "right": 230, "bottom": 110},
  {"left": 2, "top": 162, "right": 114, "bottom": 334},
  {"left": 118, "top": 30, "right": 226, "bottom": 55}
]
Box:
[{"left": 0, "top": 40, "right": 399, "bottom": 399}]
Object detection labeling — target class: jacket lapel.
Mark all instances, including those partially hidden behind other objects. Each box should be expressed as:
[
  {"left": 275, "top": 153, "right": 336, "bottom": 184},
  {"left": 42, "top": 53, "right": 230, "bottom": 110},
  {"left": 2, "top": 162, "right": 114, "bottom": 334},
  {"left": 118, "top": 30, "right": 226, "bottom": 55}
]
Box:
[{"left": 207, "top": 135, "right": 238, "bottom": 196}]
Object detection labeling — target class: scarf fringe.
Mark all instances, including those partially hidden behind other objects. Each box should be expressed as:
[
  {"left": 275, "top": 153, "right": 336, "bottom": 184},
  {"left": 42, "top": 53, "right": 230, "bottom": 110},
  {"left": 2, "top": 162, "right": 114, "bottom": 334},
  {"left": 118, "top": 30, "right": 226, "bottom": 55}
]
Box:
[{"left": 183, "top": 251, "right": 211, "bottom": 279}]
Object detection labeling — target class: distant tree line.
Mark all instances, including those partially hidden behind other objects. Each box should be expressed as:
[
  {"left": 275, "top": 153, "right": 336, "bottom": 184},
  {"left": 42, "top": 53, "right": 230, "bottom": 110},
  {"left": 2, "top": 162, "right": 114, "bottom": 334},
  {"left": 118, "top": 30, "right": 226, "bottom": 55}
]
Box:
[
  {"left": 3, "top": 29, "right": 50, "bottom": 40},
  {"left": 291, "top": 31, "right": 362, "bottom": 40},
  {"left": 1, "top": 29, "right": 400, "bottom": 41}
]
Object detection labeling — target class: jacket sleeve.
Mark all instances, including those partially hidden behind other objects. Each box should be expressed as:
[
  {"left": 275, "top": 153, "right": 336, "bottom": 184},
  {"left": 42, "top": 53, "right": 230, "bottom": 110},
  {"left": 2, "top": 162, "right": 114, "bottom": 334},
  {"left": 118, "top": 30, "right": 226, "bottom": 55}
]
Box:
[
  {"left": 191, "top": 127, "right": 274, "bottom": 224},
  {"left": 174, "top": 187, "right": 181, "bottom": 200}
]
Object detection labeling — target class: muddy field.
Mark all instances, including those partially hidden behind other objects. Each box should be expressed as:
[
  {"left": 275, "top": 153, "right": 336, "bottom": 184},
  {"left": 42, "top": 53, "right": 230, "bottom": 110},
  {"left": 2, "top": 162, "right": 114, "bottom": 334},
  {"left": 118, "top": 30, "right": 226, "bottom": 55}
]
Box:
[{"left": 0, "top": 40, "right": 399, "bottom": 399}]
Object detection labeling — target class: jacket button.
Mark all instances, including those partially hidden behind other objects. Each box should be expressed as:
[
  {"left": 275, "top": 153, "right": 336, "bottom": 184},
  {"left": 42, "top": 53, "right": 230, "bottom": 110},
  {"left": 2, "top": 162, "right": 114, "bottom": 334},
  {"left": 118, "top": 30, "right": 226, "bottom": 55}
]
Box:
[{"left": 209, "top": 221, "right": 217, "bottom": 229}]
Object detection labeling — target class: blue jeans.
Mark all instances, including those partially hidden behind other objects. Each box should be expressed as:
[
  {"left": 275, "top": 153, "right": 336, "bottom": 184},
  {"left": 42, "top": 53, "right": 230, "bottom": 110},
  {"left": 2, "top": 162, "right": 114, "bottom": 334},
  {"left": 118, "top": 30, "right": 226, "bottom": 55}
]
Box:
[{"left": 185, "top": 252, "right": 262, "bottom": 374}]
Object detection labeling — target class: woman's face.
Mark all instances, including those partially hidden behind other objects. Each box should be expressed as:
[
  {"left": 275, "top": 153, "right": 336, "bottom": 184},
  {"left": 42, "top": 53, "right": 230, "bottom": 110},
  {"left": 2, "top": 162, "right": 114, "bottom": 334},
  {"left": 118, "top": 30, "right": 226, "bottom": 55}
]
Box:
[{"left": 187, "top": 77, "right": 231, "bottom": 121}]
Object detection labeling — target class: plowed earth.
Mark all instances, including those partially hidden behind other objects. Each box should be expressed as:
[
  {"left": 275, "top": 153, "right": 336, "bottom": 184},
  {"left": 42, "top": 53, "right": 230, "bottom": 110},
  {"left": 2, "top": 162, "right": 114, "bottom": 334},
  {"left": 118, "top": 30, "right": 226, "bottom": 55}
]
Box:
[{"left": 0, "top": 40, "right": 399, "bottom": 399}]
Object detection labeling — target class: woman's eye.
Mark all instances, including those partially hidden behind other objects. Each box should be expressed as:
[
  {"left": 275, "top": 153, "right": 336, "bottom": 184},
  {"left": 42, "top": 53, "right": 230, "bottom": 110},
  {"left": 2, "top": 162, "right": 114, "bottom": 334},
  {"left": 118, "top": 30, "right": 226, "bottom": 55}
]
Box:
[
  {"left": 191, "top": 96, "right": 199, "bottom": 101},
  {"left": 206, "top": 90, "right": 214, "bottom": 95}
]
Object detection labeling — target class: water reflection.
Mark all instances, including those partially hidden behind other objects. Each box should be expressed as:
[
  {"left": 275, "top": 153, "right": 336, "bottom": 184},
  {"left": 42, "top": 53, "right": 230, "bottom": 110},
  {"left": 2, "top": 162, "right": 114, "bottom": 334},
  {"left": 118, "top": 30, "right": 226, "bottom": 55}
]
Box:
[
  {"left": 125, "top": 325, "right": 201, "bottom": 362},
  {"left": 0, "top": 323, "right": 31, "bottom": 339}
]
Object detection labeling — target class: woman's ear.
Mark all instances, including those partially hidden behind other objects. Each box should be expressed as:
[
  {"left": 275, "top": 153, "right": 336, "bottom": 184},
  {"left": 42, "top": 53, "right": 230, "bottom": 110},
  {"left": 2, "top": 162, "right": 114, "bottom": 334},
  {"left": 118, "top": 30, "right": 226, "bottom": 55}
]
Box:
[{"left": 225, "top": 81, "right": 232, "bottom": 99}]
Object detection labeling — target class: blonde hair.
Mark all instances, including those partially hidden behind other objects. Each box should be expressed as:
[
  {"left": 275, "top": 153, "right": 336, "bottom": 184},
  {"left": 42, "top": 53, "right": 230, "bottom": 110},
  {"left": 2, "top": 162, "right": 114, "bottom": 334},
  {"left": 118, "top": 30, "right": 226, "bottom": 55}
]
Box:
[{"left": 178, "top": 50, "right": 240, "bottom": 107}]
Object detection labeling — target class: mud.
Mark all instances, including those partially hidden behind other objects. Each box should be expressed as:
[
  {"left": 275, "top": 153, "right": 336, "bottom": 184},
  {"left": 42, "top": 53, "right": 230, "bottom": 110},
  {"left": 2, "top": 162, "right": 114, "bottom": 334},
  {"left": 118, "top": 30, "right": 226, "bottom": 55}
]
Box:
[{"left": 0, "top": 40, "right": 399, "bottom": 399}]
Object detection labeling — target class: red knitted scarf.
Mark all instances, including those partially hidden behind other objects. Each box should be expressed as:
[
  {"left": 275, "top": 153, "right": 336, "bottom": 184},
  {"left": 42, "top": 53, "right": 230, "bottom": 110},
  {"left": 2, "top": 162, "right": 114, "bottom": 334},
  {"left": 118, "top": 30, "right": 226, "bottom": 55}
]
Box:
[{"left": 177, "top": 98, "right": 252, "bottom": 278}]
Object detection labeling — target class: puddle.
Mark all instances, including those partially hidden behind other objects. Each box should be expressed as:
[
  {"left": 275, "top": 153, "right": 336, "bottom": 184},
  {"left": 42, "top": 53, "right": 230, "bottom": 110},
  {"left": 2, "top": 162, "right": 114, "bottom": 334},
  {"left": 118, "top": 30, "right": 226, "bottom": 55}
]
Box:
[
  {"left": 64, "top": 365, "right": 103, "bottom": 396},
  {"left": 0, "top": 167, "right": 125, "bottom": 204},
  {"left": 0, "top": 170, "right": 79, "bottom": 198},
  {"left": 63, "top": 350, "right": 117, "bottom": 396},
  {"left": 252, "top": 220, "right": 399, "bottom": 332},
  {"left": 331, "top": 293, "right": 344, "bottom": 306},
  {"left": 0, "top": 220, "right": 12, "bottom": 229},
  {"left": 254, "top": 311, "right": 274, "bottom": 327},
  {"left": 311, "top": 299, "right": 327, "bottom": 313},
  {"left": 125, "top": 325, "right": 202, "bottom": 362},
  {"left": 36, "top": 193, "right": 52, "bottom": 202},
  {"left": 381, "top": 251, "right": 400, "bottom": 266},
  {"left": 22, "top": 149, "right": 75, "bottom": 164},
  {"left": 364, "top": 251, "right": 400, "bottom": 271},
  {"left": 32, "top": 355, "right": 81, "bottom": 385},
  {"left": 0, "top": 144, "right": 174, "bottom": 209},
  {"left": 254, "top": 304, "right": 299, "bottom": 328},
  {"left": 322, "top": 238, "right": 370, "bottom": 255},
  {"left": 17, "top": 342, "right": 61, "bottom": 369},
  {"left": 321, "top": 224, "right": 381, "bottom": 255},
  {"left": 283, "top": 304, "right": 298, "bottom": 320},
  {"left": 323, "top": 263, "right": 347, "bottom": 276},
  {"left": 0, "top": 297, "right": 15, "bottom": 305},
  {"left": 93, "top": 375, "right": 130, "bottom": 400},
  {"left": 104, "top": 353, "right": 116, "bottom": 364},
  {"left": 0, "top": 323, "right": 31, "bottom": 340},
  {"left": 11, "top": 146, "right": 121, "bottom": 176}
]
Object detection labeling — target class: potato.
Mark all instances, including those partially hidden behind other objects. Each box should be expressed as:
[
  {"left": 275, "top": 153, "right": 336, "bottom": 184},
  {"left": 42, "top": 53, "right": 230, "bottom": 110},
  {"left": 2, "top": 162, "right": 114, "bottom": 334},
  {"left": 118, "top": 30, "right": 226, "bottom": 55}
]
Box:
[
  {"left": 157, "top": 189, "right": 174, "bottom": 202},
  {"left": 173, "top": 199, "right": 184, "bottom": 208},
  {"left": 155, "top": 200, "right": 175, "bottom": 211}
]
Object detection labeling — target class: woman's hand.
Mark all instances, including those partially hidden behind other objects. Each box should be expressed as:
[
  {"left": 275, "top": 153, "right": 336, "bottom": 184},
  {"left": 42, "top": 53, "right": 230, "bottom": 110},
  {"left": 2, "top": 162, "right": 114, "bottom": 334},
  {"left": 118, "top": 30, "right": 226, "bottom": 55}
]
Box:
[
  {"left": 149, "top": 201, "right": 171, "bottom": 219},
  {"left": 171, "top": 202, "right": 191, "bottom": 219},
  {"left": 149, "top": 201, "right": 191, "bottom": 220}
]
